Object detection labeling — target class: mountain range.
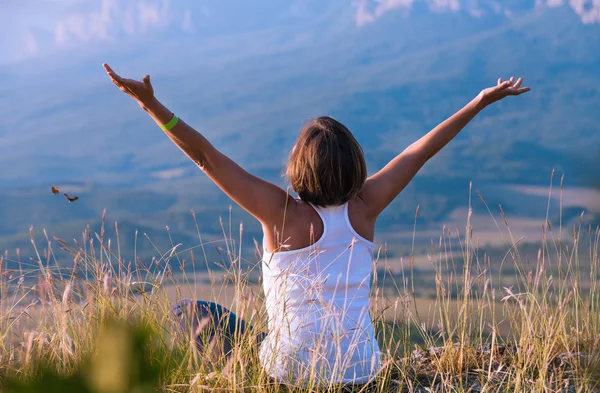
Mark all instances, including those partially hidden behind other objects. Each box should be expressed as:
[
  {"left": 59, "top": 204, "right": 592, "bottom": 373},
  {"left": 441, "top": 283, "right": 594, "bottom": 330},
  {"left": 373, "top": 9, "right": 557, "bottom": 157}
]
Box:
[{"left": 0, "top": 0, "right": 598, "bottom": 263}]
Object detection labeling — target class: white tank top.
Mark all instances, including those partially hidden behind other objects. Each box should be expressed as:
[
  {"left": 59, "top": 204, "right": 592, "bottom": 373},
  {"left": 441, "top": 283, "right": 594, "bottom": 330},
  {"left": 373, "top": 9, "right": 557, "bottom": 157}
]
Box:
[{"left": 259, "top": 202, "right": 382, "bottom": 385}]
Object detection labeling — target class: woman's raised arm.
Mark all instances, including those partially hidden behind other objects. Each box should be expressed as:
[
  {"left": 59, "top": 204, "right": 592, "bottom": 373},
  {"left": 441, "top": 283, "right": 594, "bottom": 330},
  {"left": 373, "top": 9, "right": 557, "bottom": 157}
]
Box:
[
  {"left": 359, "top": 77, "right": 531, "bottom": 219},
  {"left": 102, "top": 64, "right": 293, "bottom": 225}
]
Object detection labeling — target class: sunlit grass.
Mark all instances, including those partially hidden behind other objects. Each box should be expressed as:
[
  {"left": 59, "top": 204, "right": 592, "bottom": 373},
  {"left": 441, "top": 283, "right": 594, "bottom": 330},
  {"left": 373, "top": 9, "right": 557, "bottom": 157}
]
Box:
[{"left": 1, "top": 180, "right": 600, "bottom": 392}]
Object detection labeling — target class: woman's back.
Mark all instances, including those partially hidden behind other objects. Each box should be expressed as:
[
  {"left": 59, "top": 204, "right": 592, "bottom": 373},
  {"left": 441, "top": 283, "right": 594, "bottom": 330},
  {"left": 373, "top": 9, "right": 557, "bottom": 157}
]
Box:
[{"left": 259, "top": 202, "right": 381, "bottom": 385}]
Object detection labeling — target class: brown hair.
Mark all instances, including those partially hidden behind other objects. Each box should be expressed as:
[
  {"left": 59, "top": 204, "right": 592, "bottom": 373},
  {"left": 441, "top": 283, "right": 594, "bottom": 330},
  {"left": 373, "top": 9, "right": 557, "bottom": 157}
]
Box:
[{"left": 285, "top": 116, "right": 367, "bottom": 207}]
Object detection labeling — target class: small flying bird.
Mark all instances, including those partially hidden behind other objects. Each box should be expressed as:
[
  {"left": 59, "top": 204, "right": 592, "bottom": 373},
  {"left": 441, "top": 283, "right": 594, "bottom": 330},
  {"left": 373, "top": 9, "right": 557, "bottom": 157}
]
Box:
[
  {"left": 51, "top": 186, "right": 59, "bottom": 195},
  {"left": 63, "top": 193, "right": 79, "bottom": 203}
]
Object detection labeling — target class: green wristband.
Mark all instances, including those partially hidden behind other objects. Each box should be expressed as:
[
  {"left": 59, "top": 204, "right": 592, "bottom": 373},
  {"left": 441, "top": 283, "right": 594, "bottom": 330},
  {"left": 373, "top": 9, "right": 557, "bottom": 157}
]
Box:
[{"left": 160, "top": 114, "right": 179, "bottom": 131}]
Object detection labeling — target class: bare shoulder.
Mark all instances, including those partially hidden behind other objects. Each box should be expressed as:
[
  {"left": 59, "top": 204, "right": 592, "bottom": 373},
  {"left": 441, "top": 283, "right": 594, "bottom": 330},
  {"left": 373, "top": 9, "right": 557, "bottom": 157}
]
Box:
[
  {"left": 291, "top": 200, "right": 324, "bottom": 236},
  {"left": 262, "top": 199, "right": 324, "bottom": 253},
  {"left": 348, "top": 197, "right": 376, "bottom": 242}
]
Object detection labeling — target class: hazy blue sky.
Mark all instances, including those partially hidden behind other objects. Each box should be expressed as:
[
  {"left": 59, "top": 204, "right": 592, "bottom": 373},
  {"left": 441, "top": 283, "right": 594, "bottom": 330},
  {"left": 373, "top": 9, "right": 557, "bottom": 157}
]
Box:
[{"left": 3, "top": 0, "right": 599, "bottom": 66}]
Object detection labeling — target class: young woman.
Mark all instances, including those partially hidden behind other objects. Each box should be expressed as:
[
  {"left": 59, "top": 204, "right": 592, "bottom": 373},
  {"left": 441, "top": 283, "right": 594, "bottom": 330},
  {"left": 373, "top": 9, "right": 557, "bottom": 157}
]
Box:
[{"left": 103, "top": 63, "right": 530, "bottom": 387}]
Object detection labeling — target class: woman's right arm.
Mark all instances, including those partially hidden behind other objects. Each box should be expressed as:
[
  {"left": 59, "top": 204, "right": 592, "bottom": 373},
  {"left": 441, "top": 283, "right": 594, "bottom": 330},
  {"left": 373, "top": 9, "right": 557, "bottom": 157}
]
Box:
[
  {"left": 103, "top": 64, "right": 293, "bottom": 225},
  {"left": 359, "top": 77, "right": 531, "bottom": 219}
]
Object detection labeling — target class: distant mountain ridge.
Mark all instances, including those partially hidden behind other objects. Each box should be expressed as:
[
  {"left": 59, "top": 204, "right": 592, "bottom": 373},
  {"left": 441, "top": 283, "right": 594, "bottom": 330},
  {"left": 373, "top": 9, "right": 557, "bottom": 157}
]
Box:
[{"left": 0, "top": 0, "right": 598, "bottom": 259}]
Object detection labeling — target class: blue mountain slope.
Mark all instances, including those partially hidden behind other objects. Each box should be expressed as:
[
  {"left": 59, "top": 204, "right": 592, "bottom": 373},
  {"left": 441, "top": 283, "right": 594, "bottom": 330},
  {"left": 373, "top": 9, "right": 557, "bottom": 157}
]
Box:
[
  {"left": 0, "top": 1, "right": 598, "bottom": 257},
  {"left": 0, "top": 1, "right": 597, "bottom": 188}
]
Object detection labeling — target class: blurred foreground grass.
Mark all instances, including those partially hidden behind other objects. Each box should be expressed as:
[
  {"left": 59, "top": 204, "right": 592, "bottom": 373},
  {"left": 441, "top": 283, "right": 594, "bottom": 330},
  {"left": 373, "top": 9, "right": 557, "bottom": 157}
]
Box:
[{"left": 2, "top": 319, "right": 167, "bottom": 393}]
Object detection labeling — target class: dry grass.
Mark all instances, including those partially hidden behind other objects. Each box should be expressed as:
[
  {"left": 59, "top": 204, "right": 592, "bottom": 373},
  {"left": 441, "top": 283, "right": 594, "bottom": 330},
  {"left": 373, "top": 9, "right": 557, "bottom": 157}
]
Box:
[{"left": 1, "top": 183, "right": 600, "bottom": 392}]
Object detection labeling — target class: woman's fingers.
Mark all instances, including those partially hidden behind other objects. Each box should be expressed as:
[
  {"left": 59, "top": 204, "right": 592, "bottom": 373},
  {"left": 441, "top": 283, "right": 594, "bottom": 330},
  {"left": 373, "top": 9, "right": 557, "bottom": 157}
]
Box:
[
  {"left": 108, "top": 76, "right": 124, "bottom": 90},
  {"left": 486, "top": 76, "right": 530, "bottom": 101},
  {"left": 103, "top": 63, "right": 118, "bottom": 79},
  {"left": 143, "top": 74, "right": 152, "bottom": 89},
  {"left": 102, "top": 63, "right": 126, "bottom": 86},
  {"left": 103, "top": 63, "right": 141, "bottom": 97},
  {"left": 103, "top": 68, "right": 121, "bottom": 87},
  {"left": 513, "top": 77, "right": 523, "bottom": 89},
  {"left": 508, "top": 86, "right": 531, "bottom": 95},
  {"left": 494, "top": 76, "right": 527, "bottom": 93},
  {"left": 102, "top": 63, "right": 121, "bottom": 79},
  {"left": 496, "top": 80, "right": 512, "bottom": 91}
]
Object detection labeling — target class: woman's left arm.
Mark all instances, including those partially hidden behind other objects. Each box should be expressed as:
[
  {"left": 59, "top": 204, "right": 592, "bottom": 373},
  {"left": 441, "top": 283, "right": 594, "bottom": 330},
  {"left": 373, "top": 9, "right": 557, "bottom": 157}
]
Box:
[
  {"left": 360, "top": 77, "right": 531, "bottom": 219},
  {"left": 103, "top": 64, "right": 293, "bottom": 225}
]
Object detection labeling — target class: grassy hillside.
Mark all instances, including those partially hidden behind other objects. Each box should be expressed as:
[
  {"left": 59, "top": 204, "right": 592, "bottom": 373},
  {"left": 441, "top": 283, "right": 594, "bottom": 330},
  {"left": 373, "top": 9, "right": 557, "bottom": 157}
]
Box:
[
  {"left": 1, "top": 204, "right": 599, "bottom": 392},
  {"left": 3, "top": 176, "right": 599, "bottom": 268}
]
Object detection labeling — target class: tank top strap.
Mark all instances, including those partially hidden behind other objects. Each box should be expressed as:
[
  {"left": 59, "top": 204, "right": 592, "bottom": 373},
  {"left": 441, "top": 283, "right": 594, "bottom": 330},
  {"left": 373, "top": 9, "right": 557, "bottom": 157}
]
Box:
[
  {"left": 343, "top": 202, "right": 374, "bottom": 246},
  {"left": 308, "top": 202, "right": 374, "bottom": 247},
  {"left": 307, "top": 202, "right": 345, "bottom": 224},
  {"left": 307, "top": 202, "right": 351, "bottom": 242}
]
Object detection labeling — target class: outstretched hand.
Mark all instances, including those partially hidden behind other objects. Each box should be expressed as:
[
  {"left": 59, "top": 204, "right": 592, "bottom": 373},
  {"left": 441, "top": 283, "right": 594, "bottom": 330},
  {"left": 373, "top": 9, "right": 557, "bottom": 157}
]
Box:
[
  {"left": 480, "top": 76, "right": 531, "bottom": 106},
  {"left": 102, "top": 63, "right": 155, "bottom": 106}
]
